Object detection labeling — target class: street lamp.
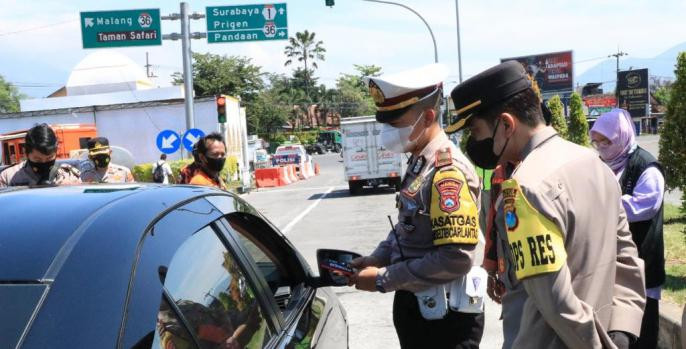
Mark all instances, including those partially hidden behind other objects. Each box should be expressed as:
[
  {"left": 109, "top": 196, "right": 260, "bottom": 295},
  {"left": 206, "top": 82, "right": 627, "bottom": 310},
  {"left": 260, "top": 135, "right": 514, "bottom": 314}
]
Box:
[{"left": 362, "top": 0, "right": 438, "bottom": 63}]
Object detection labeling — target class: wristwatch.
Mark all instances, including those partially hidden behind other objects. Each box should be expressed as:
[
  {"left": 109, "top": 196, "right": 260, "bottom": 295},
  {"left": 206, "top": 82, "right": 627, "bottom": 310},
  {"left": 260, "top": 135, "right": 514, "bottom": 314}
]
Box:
[{"left": 375, "top": 274, "right": 386, "bottom": 293}]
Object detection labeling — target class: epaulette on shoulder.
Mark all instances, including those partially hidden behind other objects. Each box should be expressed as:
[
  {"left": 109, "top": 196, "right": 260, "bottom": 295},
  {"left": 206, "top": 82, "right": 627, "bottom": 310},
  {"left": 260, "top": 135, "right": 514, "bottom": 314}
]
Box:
[{"left": 434, "top": 147, "right": 454, "bottom": 168}]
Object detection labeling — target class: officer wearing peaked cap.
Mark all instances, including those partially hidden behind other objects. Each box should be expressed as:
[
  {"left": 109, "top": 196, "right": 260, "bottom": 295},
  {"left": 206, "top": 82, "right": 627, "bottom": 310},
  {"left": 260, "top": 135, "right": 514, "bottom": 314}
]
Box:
[
  {"left": 349, "top": 63, "right": 486, "bottom": 348},
  {"left": 447, "top": 60, "right": 646, "bottom": 348},
  {"left": 80, "top": 137, "right": 135, "bottom": 183}
]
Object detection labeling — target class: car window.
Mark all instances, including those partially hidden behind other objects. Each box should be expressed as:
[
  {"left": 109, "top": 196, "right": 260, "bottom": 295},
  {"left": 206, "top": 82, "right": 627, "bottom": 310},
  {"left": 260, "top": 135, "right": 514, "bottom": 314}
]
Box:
[
  {"left": 151, "top": 297, "right": 195, "bottom": 349},
  {"left": 153, "top": 225, "right": 272, "bottom": 349},
  {"left": 224, "top": 213, "right": 308, "bottom": 318}
]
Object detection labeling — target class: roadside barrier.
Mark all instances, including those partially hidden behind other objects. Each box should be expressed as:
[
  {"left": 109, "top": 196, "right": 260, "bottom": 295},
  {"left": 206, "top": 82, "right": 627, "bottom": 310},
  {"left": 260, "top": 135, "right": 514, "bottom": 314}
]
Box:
[
  {"left": 288, "top": 164, "right": 299, "bottom": 183},
  {"left": 255, "top": 168, "right": 282, "bottom": 188},
  {"left": 279, "top": 166, "right": 291, "bottom": 185},
  {"left": 314, "top": 163, "right": 321, "bottom": 175}
]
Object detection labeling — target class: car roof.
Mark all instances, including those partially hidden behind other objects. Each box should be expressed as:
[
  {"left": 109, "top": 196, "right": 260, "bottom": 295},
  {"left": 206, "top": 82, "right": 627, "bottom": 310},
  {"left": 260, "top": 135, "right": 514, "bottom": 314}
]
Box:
[{"left": 0, "top": 184, "right": 230, "bottom": 282}]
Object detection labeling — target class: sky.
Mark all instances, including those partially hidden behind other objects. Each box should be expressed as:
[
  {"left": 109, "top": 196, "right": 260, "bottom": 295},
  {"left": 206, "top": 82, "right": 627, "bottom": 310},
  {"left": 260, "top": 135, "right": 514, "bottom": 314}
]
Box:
[{"left": 1, "top": 0, "right": 685, "bottom": 98}]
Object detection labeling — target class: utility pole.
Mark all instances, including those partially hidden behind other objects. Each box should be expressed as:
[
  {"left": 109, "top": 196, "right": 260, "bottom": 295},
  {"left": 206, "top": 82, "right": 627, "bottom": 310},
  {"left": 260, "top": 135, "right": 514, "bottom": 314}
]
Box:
[
  {"left": 455, "top": 0, "right": 463, "bottom": 83},
  {"left": 609, "top": 50, "right": 628, "bottom": 107},
  {"left": 162, "top": 2, "right": 206, "bottom": 158}
]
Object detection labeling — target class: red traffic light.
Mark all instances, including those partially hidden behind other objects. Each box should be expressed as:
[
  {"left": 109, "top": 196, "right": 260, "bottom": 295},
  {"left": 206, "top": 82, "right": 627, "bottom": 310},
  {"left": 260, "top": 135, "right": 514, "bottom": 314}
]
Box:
[{"left": 216, "top": 96, "right": 226, "bottom": 106}]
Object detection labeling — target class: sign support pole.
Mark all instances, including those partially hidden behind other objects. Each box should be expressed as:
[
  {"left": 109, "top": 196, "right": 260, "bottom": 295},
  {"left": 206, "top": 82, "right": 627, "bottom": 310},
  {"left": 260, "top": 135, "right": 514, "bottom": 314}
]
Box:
[{"left": 180, "top": 2, "right": 195, "bottom": 136}]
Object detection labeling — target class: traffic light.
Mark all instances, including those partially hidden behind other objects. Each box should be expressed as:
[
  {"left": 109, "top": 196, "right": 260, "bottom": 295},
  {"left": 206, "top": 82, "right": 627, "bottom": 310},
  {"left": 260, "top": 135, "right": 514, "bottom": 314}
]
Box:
[
  {"left": 325, "top": 0, "right": 334, "bottom": 7},
  {"left": 216, "top": 95, "right": 227, "bottom": 123}
]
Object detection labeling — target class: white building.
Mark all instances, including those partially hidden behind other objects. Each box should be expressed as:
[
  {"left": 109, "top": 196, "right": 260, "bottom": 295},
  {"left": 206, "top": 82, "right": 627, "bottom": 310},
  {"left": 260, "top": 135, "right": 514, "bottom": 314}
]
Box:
[{"left": 1, "top": 51, "right": 247, "bottom": 167}]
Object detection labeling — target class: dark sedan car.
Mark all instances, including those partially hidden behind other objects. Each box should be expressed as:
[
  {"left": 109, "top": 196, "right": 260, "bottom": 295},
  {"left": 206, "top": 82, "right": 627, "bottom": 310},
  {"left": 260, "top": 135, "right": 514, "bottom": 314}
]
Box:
[{"left": 0, "top": 184, "right": 348, "bottom": 348}]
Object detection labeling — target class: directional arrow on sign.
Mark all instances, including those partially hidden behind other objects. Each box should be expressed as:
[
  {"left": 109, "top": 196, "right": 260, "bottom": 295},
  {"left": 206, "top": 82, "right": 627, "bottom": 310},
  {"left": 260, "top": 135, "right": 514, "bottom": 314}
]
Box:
[
  {"left": 278, "top": 31, "right": 285, "bottom": 37},
  {"left": 84, "top": 18, "right": 94, "bottom": 27},
  {"left": 161, "top": 133, "right": 178, "bottom": 149},
  {"left": 279, "top": 8, "right": 285, "bottom": 15},
  {"left": 186, "top": 133, "right": 200, "bottom": 145}
]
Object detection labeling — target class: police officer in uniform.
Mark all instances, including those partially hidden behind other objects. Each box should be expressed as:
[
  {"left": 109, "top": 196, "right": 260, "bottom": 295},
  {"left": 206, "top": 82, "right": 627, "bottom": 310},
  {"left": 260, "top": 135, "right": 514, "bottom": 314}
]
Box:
[
  {"left": 80, "top": 137, "right": 135, "bottom": 183},
  {"left": 349, "top": 64, "right": 485, "bottom": 348},
  {"left": 0, "top": 123, "right": 80, "bottom": 187},
  {"left": 446, "top": 61, "right": 646, "bottom": 348}
]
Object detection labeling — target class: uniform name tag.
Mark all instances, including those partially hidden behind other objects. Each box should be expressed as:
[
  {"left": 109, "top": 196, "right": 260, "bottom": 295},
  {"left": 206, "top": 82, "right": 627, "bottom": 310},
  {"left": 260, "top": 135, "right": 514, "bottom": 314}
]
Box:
[{"left": 501, "top": 179, "right": 567, "bottom": 280}]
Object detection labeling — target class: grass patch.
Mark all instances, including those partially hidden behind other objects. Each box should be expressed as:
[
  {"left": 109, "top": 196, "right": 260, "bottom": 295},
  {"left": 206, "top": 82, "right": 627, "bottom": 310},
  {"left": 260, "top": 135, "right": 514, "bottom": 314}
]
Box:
[{"left": 663, "top": 203, "right": 686, "bottom": 306}]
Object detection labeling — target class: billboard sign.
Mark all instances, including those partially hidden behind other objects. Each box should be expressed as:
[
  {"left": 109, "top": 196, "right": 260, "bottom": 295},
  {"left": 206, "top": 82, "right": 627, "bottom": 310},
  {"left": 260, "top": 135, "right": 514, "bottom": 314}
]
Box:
[
  {"left": 617, "top": 69, "right": 649, "bottom": 118},
  {"left": 501, "top": 51, "right": 573, "bottom": 95}
]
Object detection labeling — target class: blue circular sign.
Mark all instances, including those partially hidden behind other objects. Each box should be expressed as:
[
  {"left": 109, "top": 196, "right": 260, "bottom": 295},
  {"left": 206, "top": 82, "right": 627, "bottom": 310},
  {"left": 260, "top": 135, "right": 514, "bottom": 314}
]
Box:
[
  {"left": 156, "top": 130, "right": 181, "bottom": 154},
  {"left": 182, "top": 128, "right": 205, "bottom": 152}
]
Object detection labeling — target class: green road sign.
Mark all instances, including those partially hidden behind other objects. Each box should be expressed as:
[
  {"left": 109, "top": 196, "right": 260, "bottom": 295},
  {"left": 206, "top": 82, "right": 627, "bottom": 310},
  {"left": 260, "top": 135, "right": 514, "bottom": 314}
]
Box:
[
  {"left": 206, "top": 3, "right": 288, "bottom": 43},
  {"left": 80, "top": 9, "right": 162, "bottom": 49}
]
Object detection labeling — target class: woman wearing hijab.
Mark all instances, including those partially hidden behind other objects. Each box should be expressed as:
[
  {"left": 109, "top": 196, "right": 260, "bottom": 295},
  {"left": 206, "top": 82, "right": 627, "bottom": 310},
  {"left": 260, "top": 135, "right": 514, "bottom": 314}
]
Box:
[{"left": 590, "top": 108, "right": 666, "bottom": 349}]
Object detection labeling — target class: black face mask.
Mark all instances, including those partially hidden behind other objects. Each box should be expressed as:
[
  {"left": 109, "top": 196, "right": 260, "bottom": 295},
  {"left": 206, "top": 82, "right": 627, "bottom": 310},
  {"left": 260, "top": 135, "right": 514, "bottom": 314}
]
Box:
[
  {"left": 465, "top": 119, "right": 510, "bottom": 170},
  {"left": 92, "top": 155, "right": 111, "bottom": 169},
  {"left": 204, "top": 155, "right": 226, "bottom": 173},
  {"left": 28, "top": 159, "right": 56, "bottom": 179}
]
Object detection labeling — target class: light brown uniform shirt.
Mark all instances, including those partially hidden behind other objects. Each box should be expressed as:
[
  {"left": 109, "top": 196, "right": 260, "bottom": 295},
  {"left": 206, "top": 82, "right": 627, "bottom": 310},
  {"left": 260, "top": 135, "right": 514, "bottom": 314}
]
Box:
[
  {"left": 373, "top": 132, "right": 481, "bottom": 292},
  {"left": 0, "top": 160, "right": 81, "bottom": 187},
  {"left": 80, "top": 163, "right": 135, "bottom": 183},
  {"left": 495, "top": 127, "right": 645, "bottom": 348}
]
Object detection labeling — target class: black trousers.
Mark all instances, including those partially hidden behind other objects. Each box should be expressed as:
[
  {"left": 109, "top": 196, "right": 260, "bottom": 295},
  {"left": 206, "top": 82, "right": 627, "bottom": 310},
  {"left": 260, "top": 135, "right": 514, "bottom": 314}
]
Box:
[
  {"left": 393, "top": 290, "right": 485, "bottom": 349},
  {"left": 631, "top": 297, "right": 659, "bottom": 349}
]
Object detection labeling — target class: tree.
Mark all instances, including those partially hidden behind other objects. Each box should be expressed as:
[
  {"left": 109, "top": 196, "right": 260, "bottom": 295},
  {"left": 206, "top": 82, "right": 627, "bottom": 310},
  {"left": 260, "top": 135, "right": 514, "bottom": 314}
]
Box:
[
  {"left": 284, "top": 30, "right": 325, "bottom": 96},
  {"left": 284, "top": 30, "right": 326, "bottom": 73},
  {"left": 0, "top": 75, "right": 23, "bottom": 113},
  {"left": 334, "top": 64, "right": 382, "bottom": 118},
  {"left": 547, "top": 95, "right": 568, "bottom": 139},
  {"left": 658, "top": 52, "right": 686, "bottom": 212},
  {"left": 567, "top": 92, "right": 589, "bottom": 146},
  {"left": 172, "top": 53, "right": 264, "bottom": 102}
]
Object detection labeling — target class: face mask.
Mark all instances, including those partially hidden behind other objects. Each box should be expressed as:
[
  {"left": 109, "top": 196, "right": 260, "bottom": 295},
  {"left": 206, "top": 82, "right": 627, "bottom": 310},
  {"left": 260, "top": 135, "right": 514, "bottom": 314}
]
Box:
[
  {"left": 380, "top": 112, "right": 425, "bottom": 153},
  {"left": 204, "top": 155, "right": 226, "bottom": 173},
  {"left": 28, "top": 159, "right": 55, "bottom": 179},
  {"left": 92, "top": 155, "right": 111, "bottom": 169},
  {"left": 465, "top": 119, "right": 510, "bottom": 169}
]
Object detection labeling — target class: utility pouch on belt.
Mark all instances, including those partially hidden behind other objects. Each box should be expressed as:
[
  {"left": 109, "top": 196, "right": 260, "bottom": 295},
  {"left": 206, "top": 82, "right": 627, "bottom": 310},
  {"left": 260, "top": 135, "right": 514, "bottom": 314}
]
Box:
[
  {"left": 449, "top": 266, "right": 487, "bottom": 313},
  {"left": 414, "top": 284, "right": 449, "bottom": 320}
]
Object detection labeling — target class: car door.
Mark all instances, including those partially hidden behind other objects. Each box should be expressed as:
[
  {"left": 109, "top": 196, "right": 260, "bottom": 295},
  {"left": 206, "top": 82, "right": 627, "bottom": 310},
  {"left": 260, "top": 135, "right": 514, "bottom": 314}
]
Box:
[
  {"left": 119, "top": 196, "right": 279, "bottom": 349},
  {"left": 205, "top": 196, "right": 348, "bottom": 349}
]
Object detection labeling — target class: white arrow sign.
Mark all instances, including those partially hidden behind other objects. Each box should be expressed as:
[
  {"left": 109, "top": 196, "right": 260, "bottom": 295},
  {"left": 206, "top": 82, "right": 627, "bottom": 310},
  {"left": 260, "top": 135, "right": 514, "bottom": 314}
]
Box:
[
  {"left": 161, "top": 134, "right": 178, "bottom": 149},
  {"left": 84, "top": 18, "right": 94, "bottom": 28},
  {"left": 185, "top": 133, "right": 200, "bottom": 145},
  {"left": 279, "top": 8, "right": 285, "bottom": 15},
  {"left": 278, "top": 31, "right": 286, "bottom": 37}
]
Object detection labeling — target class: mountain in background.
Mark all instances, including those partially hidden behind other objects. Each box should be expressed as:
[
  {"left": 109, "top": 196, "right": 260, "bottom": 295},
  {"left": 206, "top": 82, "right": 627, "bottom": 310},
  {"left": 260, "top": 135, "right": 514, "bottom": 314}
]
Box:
[{"left": 576, "top": 42, "right": 686, "bottom": 92}]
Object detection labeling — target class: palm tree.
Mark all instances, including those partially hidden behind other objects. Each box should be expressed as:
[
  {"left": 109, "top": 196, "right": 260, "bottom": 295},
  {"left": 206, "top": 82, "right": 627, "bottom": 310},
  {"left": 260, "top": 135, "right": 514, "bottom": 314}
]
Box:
[
  {"left": 284, "top": 30, "right": 325, "bottom": 98},
  {"left": 284, "top": 30, "right": 326, "bottom": 72}
]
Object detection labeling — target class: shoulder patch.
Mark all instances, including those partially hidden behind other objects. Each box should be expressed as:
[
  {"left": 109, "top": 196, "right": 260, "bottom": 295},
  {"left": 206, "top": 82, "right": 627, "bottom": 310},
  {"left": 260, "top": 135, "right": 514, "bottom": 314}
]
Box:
[
  {"left": 430, "top": 167, "right": 479, "bottom": 246},
  {"left": 402, "top": 175, "right": 423, "bottom": 197},
  {"left": 435, "top": 148, "right": 453, "bottom": 168},
  {"left": 501, "top": 179, "right": 567, "bottom": 281}
]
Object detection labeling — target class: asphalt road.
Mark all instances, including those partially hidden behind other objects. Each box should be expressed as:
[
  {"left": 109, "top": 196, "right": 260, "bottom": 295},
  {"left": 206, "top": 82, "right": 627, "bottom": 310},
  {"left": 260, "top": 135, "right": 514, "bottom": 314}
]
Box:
[{"left": 242, "top": 153, "right": 504, "bottom": 349}]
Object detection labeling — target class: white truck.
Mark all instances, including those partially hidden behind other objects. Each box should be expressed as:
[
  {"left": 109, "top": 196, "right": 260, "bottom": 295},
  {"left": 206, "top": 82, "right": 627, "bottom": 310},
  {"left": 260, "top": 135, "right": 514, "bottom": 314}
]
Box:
[{"left": 341, "top": 116, "right": 403, "bottom": 195}]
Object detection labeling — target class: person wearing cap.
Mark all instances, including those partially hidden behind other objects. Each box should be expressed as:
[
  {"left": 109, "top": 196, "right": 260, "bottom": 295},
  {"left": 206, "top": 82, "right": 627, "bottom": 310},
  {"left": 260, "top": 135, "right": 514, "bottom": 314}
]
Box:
[
  {"left": 446, "top": 60, "right": 646, "bottom": 349},
  {"left": 0, "top": 123, "right": 81, "bottom": 187},
  {"left": 80, "top": 137, "right": 135, "bottom": 183},
  {"left": 590, "top": 108, "right": 665, "bottom": 349},
  {"left": 348, "top": 64, "right": 485, "bottom": 348}
]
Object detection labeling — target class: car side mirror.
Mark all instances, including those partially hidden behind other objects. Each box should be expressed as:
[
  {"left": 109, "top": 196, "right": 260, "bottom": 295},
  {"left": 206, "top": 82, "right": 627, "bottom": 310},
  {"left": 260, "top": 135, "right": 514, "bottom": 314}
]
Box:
[{"left": 309, "top": 249, "right": 361, "bottom": 287}]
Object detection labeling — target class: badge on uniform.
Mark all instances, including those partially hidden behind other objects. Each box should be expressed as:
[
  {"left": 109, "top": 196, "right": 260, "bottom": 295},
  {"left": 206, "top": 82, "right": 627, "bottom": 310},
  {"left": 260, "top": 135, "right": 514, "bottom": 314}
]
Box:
[
  {"left": 403, "top": 176, "right": 423, "bottom": 197},
  {"left": 435, "top": 177, "right": 462, "bottom": 213},
  {"left": 411, "top": 156, "right": 426, "bottom": 175},
  {"left": 435, "top": 148, "right": 452, "bottom": 168}
]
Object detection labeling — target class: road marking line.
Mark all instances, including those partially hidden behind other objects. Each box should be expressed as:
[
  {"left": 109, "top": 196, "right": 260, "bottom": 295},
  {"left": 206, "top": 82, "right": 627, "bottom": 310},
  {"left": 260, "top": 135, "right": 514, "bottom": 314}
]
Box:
[{"left": 281, "top": 186, "right": 335, "bottom": 234}]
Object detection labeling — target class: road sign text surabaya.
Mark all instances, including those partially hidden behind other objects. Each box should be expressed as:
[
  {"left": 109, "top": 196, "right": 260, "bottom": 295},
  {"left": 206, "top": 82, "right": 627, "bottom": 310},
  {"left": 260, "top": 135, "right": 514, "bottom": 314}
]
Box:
[{"left": 210, "top": 6, "right": 263, "bottom": 17}]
